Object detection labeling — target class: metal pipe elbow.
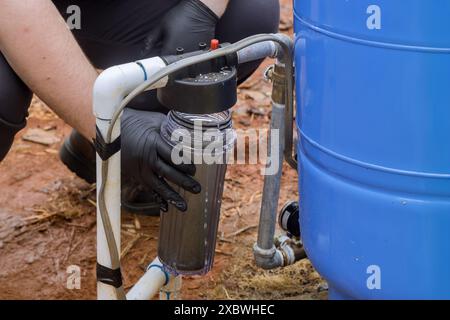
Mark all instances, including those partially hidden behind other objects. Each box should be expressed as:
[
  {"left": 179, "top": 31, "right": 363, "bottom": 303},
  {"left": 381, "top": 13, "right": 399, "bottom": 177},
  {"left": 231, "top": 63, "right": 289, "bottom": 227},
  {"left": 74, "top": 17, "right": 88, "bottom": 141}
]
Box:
[
  {"left": 272, "top": 33, "right": 294, "bottom": 64},
  {"left": 253, "top": 244, "right": 284, "bottom": 270}
]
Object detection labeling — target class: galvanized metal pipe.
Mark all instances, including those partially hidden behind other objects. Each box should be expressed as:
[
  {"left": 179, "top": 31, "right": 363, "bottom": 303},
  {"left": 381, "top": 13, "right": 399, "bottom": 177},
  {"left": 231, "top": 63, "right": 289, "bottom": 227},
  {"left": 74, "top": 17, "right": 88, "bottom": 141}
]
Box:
[
  {"left": 256, "top": 100, "right": 285, "bottom": 251},
  {"left": 254, "top": 61, "right": 305, "bottom": 270},
  {"left": 254, "top": 61, "right": 287, "bottom": 270}
]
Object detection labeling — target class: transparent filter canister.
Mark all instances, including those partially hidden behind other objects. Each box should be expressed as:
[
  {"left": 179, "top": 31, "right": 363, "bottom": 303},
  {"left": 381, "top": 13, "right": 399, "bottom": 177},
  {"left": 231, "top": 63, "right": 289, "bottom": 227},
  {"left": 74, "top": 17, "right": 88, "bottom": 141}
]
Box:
[{"left": 158, "top": 110, "right": 236, "bottom": 275}]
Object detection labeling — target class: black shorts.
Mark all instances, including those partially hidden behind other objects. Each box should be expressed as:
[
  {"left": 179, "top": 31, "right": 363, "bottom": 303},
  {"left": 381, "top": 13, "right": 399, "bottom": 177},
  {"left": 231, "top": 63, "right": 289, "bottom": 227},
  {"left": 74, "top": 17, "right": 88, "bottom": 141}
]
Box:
[{"left": 0, "top": 0, "right": 280, "bottom": 160}]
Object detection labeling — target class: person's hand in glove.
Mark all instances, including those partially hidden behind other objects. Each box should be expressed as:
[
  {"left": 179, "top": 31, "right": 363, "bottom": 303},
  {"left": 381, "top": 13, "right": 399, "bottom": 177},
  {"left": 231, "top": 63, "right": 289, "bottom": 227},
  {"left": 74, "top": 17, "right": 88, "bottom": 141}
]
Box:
[
  {"left": 121, "top": 108, "right": 201, "bottom": 212},
  {"left": 143, "top": 0, "right": 224, "bottom": 56}
]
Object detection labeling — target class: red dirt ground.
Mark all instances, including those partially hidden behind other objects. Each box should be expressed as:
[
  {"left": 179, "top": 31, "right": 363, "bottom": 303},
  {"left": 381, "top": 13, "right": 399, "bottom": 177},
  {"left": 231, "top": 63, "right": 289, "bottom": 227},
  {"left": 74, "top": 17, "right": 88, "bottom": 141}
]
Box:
[{"left": 0, "top": 0, "right": 327, "bottom": 300}]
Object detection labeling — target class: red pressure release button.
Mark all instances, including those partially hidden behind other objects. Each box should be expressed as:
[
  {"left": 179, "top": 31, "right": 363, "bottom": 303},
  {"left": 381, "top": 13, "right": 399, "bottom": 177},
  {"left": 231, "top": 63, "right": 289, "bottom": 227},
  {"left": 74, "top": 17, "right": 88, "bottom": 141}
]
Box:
[{"left": 210, "top": 39, "right": 220, "bottom": 50}]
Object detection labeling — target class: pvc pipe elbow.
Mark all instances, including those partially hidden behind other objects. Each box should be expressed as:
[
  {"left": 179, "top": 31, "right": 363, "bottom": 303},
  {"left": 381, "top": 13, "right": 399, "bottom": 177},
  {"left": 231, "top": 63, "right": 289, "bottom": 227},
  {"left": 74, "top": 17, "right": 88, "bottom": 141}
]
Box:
[
  {"left": 94, "top": 65, "right": 134, "bottom": 120},
  {"left": 93, "top": 57, "right": 167, "bottom": 121}
]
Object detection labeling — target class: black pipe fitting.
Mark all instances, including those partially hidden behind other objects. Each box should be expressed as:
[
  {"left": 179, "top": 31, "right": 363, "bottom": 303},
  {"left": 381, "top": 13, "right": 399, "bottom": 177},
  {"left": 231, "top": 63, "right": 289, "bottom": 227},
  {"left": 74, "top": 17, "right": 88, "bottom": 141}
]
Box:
[{"left": 278, "top": 201, "right": 301, "bottom": 238}]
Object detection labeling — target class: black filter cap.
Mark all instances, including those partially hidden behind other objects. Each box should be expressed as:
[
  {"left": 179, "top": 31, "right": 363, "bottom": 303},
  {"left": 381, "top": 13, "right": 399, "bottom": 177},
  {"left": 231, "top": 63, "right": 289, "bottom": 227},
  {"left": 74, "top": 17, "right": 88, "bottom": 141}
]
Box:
[{"left": 157, "top": 66, "right": 237, "bottom": 114}]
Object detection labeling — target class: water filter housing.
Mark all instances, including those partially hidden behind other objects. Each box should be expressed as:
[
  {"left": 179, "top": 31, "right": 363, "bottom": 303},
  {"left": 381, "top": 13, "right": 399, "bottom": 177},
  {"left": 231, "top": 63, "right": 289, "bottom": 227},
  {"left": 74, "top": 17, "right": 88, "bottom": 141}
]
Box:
[
  {"left": 294, "top": 0, "right": 450, "bottom": 299},
  {"left": 158, "top": 111, "right": 235, "bottom": 275}
]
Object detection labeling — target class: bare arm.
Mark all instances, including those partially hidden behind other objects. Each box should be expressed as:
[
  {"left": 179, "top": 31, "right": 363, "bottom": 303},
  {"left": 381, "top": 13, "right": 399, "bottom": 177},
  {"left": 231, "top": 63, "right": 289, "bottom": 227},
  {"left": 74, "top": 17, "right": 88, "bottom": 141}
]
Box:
[
  {"left": 200, "top": 0, "right": 230, "bottom": 17},
  {"left": 0, "top": 0, "right": 98, "bottom": 140}
]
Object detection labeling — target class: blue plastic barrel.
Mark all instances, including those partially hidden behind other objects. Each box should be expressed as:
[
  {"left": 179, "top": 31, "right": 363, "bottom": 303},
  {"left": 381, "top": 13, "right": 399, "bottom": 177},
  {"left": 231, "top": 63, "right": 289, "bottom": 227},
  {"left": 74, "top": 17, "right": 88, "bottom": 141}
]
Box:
[{"left": 294, "top": 0, "right": 450, "bottom": 299}]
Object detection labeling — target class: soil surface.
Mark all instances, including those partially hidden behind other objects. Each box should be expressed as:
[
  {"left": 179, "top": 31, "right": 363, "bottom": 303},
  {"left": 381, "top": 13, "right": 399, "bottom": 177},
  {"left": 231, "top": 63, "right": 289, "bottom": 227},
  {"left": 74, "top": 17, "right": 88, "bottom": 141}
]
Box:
[{"left": 0, "top": 0, "right": 327, "bottom": 300}]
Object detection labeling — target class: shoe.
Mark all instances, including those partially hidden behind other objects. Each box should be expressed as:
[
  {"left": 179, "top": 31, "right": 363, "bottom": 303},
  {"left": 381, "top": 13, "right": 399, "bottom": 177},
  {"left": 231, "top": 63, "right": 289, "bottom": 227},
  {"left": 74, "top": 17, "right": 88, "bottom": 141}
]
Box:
[
  {"left": 121, "top": 181, "right": 166, "bottom": 215},
  {"left": 59, "top": 130, "right": 96, "bottom": 183},
  {"left": 59, "top": 129, "right": 161, "bottom": 216}
]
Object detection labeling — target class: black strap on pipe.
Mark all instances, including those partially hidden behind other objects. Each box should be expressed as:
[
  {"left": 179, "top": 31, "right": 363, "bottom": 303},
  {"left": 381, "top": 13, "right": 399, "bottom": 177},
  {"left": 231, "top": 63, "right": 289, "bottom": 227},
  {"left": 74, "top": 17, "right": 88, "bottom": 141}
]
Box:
[
  {"left": 93, "top": 126, "right": 121, "bottom": 161},
  {"left": 96, "top": 263, "right": 123, "bottom": 288}
]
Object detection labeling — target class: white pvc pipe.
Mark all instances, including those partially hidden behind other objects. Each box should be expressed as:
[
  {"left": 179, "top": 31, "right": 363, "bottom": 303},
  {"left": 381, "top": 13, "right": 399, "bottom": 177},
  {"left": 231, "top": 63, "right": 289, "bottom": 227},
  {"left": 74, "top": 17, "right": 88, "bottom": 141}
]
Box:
[
  {"left": 93, "top": 57, "right": 167, "bottom": 300},
  {"left": 95, "top": 120, "right": 121, "bottom": 300},
  {"left": 126, "top": 258, "right": 174, "bottom": 300}
]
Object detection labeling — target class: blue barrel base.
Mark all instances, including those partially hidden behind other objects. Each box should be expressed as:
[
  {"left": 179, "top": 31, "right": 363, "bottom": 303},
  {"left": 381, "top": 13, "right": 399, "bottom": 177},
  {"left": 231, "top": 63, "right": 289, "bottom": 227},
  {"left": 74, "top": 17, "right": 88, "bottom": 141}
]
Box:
[{"left": 328, "top": 287, "right": 355, "bottom": 301}]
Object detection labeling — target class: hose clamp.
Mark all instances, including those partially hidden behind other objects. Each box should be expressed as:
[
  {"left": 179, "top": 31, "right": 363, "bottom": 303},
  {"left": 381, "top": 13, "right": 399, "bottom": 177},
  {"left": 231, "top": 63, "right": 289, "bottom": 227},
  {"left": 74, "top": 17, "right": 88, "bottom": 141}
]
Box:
[
  {"left": 264, "top": 65, "right": 275, "bottom": 82},
  {"left": 147, "top": 263, "right": 170, "bottom": 286}
]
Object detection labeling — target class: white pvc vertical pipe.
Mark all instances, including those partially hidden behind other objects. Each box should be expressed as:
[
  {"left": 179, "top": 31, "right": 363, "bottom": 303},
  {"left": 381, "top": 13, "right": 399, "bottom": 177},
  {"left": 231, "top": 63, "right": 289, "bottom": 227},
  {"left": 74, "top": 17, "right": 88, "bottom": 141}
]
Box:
[
  {"left": 96, "top": 120, "right": 122, "bottom": 300},
  {"left": 93, "top": 58, "right": 167, "bottom": 300}
]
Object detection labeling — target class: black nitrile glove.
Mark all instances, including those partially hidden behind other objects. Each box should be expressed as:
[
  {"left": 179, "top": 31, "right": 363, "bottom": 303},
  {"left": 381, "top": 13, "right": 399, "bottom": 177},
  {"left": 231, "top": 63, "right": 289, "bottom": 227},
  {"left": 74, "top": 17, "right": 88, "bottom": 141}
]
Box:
[
  {"left": 143, "top": 0, "right": 219, "bottom": 56},
  {"left": 121, "top": 108, "right": 201, "bottom": 212}
]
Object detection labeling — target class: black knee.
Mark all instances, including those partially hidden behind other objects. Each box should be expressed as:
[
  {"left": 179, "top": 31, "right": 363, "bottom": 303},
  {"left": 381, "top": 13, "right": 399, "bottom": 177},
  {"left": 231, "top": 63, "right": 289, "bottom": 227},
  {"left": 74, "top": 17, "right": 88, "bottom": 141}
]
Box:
[
  {"left": 0, "top": 53, "right": 33, "bottom": 161},
  {"left": 216, "top": 0, "right": 281, "bottom": 84}
]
